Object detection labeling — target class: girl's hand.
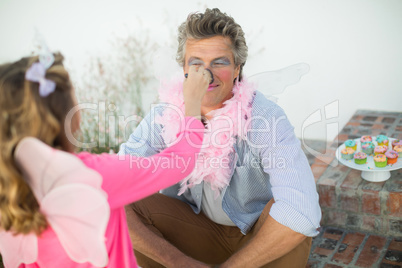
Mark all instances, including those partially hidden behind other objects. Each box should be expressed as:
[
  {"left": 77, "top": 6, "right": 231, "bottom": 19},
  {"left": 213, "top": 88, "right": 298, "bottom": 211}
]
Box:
[{"left": 183, "top": 65, "right": 210, "bottom": 117}]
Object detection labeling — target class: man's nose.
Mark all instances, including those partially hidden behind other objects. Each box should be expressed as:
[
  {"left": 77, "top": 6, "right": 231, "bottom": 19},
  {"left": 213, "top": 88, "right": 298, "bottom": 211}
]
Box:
[{"left": 205, "top": 68, "right": 214, "bottom": 84}]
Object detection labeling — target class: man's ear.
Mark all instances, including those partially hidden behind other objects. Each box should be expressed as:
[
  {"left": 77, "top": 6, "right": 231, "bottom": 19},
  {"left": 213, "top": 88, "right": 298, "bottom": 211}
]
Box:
[
  {"left": 235, "top": 65, "right": 240, "bottom": 78},
  {"left": 233, "top": 65, "right": 241, "bottom": 83}
]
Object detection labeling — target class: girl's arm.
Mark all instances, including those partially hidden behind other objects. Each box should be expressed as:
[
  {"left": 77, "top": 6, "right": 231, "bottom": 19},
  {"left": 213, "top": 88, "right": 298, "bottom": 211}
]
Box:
[
  {"left": 83, "top": 65, "right": 210, "bottom": 209},
  {"left": 78, "top": 116, "right": 204, "bottom": 209}
]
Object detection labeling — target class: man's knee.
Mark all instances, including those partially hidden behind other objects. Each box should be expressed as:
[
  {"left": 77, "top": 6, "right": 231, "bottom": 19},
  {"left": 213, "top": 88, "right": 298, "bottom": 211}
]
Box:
[{"left": 125, "top": 194, "right": 160, "bottom": 227}]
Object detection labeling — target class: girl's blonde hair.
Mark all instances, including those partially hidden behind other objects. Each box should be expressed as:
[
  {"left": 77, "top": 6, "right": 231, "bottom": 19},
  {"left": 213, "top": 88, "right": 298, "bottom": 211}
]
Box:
[{"left": 0, "top": 53, "right": 79, "bottom": 235}]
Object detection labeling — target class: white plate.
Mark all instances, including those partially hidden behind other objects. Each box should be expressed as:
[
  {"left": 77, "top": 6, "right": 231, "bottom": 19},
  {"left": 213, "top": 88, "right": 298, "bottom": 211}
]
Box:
[{"left": 335, "top": 136, "right": 401, "bottom": 182}]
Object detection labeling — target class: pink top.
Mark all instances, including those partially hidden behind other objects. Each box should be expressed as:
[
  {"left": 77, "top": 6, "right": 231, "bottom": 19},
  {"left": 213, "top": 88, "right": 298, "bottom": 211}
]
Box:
[
  {"left": 354, "top": 152, "right": 367, "bottom": 159},
  {"left": 0, "top": 117, "right": 204, "bottom": 268},
  {"left": 385, "top": 150, "right": 398, "bottom": 159},
  {"left": 341, "top": 148, "right": 355, "bottom": 155},
  {"left": 392, "top": 140, "right": 402, "bottom": 149},
  {"left": 395, "top": 145, "right": 402, "bottom": 153},
  {"left": 374, "top": 145, "right": 388, "bottom": 154},
  {"left": 360, "top": 136, "right": 372, "bottom": 143},
  {"left": 374, "top": 154, "right": 387, "bottom": 162}
]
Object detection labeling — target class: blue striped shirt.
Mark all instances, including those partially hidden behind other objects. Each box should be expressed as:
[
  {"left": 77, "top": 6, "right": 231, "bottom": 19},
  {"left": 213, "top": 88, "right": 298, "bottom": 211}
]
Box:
[{"left": 118, "top": 91, "right": 321, "bottom": 236}]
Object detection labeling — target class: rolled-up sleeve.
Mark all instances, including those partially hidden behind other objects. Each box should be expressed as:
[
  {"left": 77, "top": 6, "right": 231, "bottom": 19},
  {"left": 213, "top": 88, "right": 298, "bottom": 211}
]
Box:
[{"left": 251, "top": 105, "right": 321, "bottom": 237}]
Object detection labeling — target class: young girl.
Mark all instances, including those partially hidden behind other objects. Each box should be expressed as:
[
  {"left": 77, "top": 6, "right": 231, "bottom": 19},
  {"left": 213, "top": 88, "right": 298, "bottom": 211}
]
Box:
[{"left": 0, "top": 53, "right": 210, "bottom": 267}]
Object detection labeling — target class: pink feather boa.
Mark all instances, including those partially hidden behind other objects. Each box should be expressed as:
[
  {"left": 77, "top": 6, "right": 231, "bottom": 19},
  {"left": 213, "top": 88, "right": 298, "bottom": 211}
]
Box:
[{"left": 156, "top": 76, "right": 256, "bottom": 195}]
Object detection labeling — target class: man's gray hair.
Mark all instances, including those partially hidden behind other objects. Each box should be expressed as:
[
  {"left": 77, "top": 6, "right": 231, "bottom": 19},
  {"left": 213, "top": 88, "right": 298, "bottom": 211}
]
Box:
[{"left": 176, "top": 8, "right": 248, "bottom": 81}]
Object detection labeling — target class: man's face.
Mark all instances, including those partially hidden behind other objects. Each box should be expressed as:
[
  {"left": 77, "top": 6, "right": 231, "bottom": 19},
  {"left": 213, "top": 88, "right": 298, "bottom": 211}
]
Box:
[{"left": 183, "top": 36, "right": 240, "bottom": 116}]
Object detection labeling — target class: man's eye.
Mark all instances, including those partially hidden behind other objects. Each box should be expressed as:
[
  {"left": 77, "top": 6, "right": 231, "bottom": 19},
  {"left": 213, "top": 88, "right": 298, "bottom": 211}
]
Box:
[
  {"left": 189, "top": 62, "right": 203, "bottom": 66},
  {"left": 212, "top": 60, "right": 230, "bottom": 66}
]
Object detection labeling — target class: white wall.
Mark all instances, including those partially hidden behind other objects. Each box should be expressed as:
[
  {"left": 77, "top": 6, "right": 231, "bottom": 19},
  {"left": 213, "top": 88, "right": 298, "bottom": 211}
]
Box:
[{"left": 1, "top": 0, "right": 401, "bottom": 141}]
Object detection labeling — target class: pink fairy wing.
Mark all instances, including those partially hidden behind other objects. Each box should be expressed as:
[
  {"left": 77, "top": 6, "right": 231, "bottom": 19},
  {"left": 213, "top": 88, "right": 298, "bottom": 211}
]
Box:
[
  {"left": 41, "top": 183, "right": 109, "bottom": 267},
  {"left": 13, "top": 137, "right": 110, "bottom": 267},
  {"left": 0, "top": 231, "right": 37, "bottom": 268}
]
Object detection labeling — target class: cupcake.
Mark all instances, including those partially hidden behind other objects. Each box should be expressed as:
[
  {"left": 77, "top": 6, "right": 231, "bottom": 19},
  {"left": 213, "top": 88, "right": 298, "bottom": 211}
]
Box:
[
  {"left": 376, "top": 135, "right": 389, "bottom": 146},
  {"left": 394, "top": 145, "right": 402, "bottom": 157},
  {"left": 354, "top": 152, "right": 367, "bottom": 165},
  {"left": 361, "top": 142, "right": 375, "bottom": 155},
  {"left": 374, "top": 154, "right": 387, "bottom": 168},
  {"left": 385, "top": 150, "right": 399, "bottom": 165},
  {"left": 344, "top": 139, "right": 357, "bottom": 151},
  {"left": 341, "top": 148, "right": 355, "bottom": 160},
  {"left": 391, "top": 139, "right": 402, "bottom": 150},
  {"left": 374, "top": 145, "right": 388, "bottom": 156},
  {"left": 360, "top": 136, "right": 372, "bottom": 143}
]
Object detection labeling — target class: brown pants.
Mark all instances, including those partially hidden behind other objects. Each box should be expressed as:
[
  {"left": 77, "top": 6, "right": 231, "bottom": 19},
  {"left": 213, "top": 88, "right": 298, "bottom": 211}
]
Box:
[{"left": 126, "top": 193, "right": 311, "bottom": 267}]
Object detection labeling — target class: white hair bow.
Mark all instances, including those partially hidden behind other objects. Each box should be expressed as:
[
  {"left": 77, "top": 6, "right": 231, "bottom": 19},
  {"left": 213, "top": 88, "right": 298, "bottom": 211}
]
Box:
[
  {"left": 25, "top": 62, "right": 56, "bottom": 97},
  {"left": 25, "top": 30, "right": 56, "bottom": 97}
]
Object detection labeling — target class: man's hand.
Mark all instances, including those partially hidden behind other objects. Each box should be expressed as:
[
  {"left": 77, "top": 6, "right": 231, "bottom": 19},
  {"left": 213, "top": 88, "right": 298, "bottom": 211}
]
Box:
[{"left": 183, "top": 65, "right": 210, "bottom": 117}]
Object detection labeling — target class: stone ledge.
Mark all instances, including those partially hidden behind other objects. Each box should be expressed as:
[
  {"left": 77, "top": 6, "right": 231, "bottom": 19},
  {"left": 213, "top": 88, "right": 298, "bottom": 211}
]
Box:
[
  {"left": 318, "top": 169, "right": 402, "bottom": 237},
  {"left": 308, "top": 110, "right": 402, "bottom": 238}
]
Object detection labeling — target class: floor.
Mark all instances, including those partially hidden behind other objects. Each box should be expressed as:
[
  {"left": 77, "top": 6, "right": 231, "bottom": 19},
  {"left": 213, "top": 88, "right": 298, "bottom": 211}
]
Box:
[
  {"left": 307, "top": 226, "right": 401, "bottom": 268},
  {"left": 303, "top": 133, "right": 402, "bottom": 268}
]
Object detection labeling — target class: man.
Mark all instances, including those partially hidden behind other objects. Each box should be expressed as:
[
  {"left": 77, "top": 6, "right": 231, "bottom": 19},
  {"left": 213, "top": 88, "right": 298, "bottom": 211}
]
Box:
[{"left": 119, "top": 8, "right": 321, "bottom": 268}]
